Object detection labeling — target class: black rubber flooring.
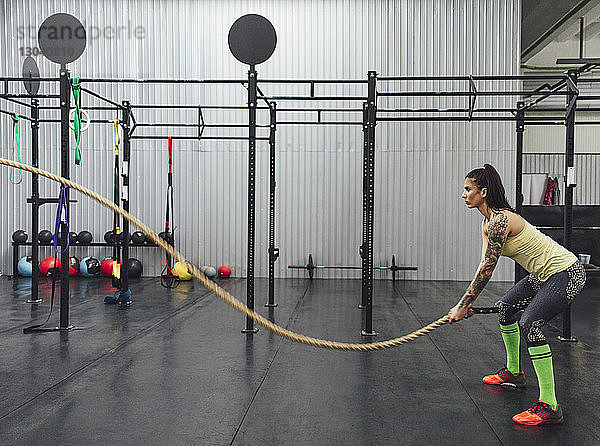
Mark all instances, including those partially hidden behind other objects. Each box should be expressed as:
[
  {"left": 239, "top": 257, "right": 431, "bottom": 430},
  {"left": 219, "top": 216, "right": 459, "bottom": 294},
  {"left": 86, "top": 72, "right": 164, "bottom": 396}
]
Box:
[{"left": 0, "top": 275, "right": 599, "bottom": 445}]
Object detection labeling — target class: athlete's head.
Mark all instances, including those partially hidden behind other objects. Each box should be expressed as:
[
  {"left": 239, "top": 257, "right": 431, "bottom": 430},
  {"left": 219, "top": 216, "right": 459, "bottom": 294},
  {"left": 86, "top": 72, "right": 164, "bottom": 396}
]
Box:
[{"left": 463, "top": 164, "right": 514, "bottom": 212}]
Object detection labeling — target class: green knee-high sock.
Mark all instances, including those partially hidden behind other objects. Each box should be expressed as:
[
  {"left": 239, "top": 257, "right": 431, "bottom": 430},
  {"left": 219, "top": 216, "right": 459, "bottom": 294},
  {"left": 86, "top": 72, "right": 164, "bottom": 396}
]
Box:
[
  {"left": 529, "top": 344, "right": 557, "bottom": 410},
  {"left": 500, "top": 322, "right": 520, "bottom": 374}
]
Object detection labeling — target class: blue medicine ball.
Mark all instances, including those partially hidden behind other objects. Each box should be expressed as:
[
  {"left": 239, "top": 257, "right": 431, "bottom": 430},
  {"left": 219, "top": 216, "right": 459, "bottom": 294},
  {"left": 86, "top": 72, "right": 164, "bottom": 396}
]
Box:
[
  {"left": 17, "top": 256, "right": 33, "bottom": 277},
  {"left": 79, "top": 256, "right": 101, "bottom": 277}
]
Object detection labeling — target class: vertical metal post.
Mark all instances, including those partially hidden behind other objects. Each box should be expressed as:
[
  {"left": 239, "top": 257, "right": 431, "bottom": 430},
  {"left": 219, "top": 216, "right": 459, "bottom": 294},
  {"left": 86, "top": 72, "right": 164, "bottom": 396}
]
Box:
[
  {"left": 362, "top": 71, "right": 377, "bottom": 337},
  {"left": 13, "top": 245, "right": 18, "bottom": 277},
  {"left": 27, "top": 99, "right": 42, "bottom": 304},
  {"left": 59, "top": 65, "right": 71, "bottom": 330},
  {"left": 266, "top": 102, "right": 278, "bottom": 307},
  {"left": 560, "top": 70, "right": 577, "bottom": 342},
  {"left": 243, "top": 65, "right": 259, "bottom": 333},
  {"left": 121, "top": 101, "right": 131, "bottom": 293},
  {"left": 514, "top": 102, "right": 527, "bottom": 283},
  {"left": 579, "top": 17, "right": 585, "bottom": 59},
  {"left": 359, "top": 103, "right": 368, "bottom": 309}
]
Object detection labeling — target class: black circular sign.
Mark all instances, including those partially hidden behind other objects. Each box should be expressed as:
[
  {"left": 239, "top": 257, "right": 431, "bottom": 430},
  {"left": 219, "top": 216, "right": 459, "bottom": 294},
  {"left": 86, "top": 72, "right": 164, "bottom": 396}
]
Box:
[
  {"left": 22, "top": 56, "right": 40, "bottom": 95},
  {"left": 38, "top": 13, "right": 86, "bottom": 64},
  {"left": 228, "top": 14, "right": 277, "bottom": 65}
]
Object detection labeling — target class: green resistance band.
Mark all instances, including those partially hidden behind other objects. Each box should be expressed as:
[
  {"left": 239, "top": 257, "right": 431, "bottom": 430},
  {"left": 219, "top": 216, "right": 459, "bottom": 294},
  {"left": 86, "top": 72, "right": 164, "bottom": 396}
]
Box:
[
  {"left": 10, "top": 113, "right": 22, "bottom": 184},
  {"left": 72, "top": 77, "right": 82, "bottom": 165}
]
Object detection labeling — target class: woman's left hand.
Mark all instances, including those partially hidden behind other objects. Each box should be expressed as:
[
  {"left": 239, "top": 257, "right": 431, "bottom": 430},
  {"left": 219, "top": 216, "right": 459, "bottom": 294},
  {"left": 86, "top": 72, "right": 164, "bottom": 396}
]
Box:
[{"left": 448, "top": 304, "right": 471, "bottom": 323}]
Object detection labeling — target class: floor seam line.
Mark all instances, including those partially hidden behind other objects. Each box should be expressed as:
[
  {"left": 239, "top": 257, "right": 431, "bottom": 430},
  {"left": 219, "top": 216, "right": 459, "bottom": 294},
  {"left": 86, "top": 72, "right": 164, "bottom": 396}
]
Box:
[
  {"left": 0, "top": 287, "right": 214, "bottom": 421},
  {"left": 229, "top": 281, "right": 312, "bottom": 446},
  {"left": 395, "top": 286, "right": 505, "bottom": 446}
]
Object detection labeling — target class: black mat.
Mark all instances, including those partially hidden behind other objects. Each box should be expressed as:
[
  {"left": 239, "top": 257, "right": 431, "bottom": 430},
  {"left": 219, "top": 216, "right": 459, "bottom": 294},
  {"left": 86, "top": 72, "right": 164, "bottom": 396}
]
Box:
[{"left": 0, "top": 276, "right": 598, "bottom": 445}]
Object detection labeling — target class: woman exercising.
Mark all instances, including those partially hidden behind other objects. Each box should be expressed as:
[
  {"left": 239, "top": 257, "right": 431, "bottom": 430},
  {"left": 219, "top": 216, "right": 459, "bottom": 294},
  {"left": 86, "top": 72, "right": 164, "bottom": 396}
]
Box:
[{"left": 448, "top": 164, "right": 586, "bottom": 426}]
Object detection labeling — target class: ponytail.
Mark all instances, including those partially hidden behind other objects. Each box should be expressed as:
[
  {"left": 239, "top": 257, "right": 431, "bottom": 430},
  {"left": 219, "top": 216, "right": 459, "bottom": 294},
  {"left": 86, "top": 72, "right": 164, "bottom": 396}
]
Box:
[{"left": 466, "top": 164, "right": 515, "bottom": 212}]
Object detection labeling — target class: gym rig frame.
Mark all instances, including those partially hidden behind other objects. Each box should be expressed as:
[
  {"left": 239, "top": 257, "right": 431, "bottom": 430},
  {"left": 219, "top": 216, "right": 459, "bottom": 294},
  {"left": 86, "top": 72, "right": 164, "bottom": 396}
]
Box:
[{"left": 2, "top": 59, "right": 600, "bottom": 338}]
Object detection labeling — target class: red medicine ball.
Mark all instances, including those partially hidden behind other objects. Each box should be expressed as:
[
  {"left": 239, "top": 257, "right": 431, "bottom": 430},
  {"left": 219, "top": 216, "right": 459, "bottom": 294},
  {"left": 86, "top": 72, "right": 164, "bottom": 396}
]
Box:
[
  {"left": 39, "top": 256, "right": 61, "bottom": 276},
  {"left": 68, "top": 256, "right": 80, "bottom": 276},
  {"left": 218, "top": 265, "right": 231, "bottom": 278},
  {"left": 100, "top": 258, "right": 116, "bottom": 276}
]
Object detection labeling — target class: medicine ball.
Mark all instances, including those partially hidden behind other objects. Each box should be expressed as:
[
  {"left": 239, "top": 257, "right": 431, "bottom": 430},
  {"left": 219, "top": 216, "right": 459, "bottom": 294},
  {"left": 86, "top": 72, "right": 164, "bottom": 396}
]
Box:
[
  {"left": 39, "top": 256, "right": 61, "bottom": 276},
  {"left": 77, "top": 230, "right": 93, "bottom": 244},
  {"left": 158, "top": 231, "right": 174, "bottom": 245},
  {"left": 100, "top": 258, "right": 115, "bottom": 276},
  {"left": 38, "top": 230, "right": 53, "bottom": 244},
  {"left": 56, "top": 231, "right": 78, "bottom": 246},
  {"left": 131, "top": 231, "right": 146, "bottom": 245},
  {"left": 218, "top": 265, "right": 231, "bottom": 278},
  {"left": 17, "top": 256, "right": 33, "bottom": 276},
  {"left": 120, "top": 231, "right": 131, "bottom": 245},
  {"left": 69, "top": 256, "right": 80, "bottom": 276},
  {"left": 104, "top": 230, "right": 115, "bottom": 244},
  {"left": 172, "top": 261, "right": 192, "bottom": 280},
  {"left": 125, "top": 258, "right": 143, "bottom": 278},
  {"left": 80, "top": 256, "right": 101, "bottom": 277},
  {"left": 204, "top": 266, "right": 217, "bottom": 279},
  {"left": 12, "top": 230, "right": 28, "bottom": 243}
]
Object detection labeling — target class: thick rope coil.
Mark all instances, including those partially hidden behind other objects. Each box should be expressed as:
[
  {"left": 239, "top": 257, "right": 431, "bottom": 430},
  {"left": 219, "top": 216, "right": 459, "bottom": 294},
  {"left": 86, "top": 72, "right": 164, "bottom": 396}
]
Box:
[{"left": 1, "top": 158, "right": 451, "bottom": 351}]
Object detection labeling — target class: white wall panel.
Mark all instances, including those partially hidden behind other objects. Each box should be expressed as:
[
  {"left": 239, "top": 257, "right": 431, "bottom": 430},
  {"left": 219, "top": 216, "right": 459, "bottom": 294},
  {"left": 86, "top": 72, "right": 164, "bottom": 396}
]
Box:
[{"left": 0, "top": 0, "right": 520, "bottom": 280}]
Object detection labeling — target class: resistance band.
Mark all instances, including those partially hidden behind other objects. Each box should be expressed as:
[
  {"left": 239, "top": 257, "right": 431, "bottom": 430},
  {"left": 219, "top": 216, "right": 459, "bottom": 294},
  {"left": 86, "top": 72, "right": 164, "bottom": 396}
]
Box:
[
  {"left": 71, "top": 77, "right": 82, "bottom": 165},
  {"left": 10, "top": 114, "right": 22, "bottom": 184},
  {"left": 53, "top": 185, "right": 70, "bottom": 253},
  {"left": 111, "top": 120, "right": 122, "bottom": 288},
  {"left": 160, "top": 136, "right": 179, "bottom": 288},
  {"left": 23, "top": 185, "right": 69, "bottom": 333}
]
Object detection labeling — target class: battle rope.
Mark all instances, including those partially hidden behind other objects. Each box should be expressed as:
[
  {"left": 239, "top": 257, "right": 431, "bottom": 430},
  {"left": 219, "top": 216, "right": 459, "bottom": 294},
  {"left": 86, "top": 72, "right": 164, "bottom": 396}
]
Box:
[
  {"left": 10, "top": 114, "right": 22, "bottom": 184},
  {"left": 1, "top": 158, "right": 457, "bottom": 351}
]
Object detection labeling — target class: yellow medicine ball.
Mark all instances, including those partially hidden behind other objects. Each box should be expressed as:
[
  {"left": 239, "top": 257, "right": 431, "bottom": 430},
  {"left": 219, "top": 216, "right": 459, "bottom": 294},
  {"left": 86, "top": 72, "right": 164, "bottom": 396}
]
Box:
[{"left": 172, "top": 261, "right": 192, "bottom": 280}]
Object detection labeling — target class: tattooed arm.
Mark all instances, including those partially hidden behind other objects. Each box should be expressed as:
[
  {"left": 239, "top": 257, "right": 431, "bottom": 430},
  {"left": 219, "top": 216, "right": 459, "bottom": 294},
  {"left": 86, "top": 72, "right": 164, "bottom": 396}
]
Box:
[
  {"left": 479, "top": 220, "right": 489, "bottom": 264},
  {"left": 448, "top": 212, "right": 509, "bottom": 323}
]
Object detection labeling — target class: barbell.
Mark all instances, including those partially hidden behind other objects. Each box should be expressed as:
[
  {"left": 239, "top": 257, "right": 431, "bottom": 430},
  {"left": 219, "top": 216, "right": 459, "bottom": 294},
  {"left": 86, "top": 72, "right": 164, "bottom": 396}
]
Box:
[{"left": 289, "top": 254, "right": 418, "bottom": 280}]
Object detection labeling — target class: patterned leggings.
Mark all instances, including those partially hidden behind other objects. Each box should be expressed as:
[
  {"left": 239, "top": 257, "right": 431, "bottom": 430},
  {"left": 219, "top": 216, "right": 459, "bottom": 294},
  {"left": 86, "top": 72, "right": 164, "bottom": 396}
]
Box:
[{"left": 496, "top": 261, "right": 586, "bottom": 346}]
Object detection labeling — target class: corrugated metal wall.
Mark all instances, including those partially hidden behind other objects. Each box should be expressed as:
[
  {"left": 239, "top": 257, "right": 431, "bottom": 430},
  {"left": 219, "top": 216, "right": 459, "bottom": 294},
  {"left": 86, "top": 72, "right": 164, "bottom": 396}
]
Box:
[
  {"left": 523, "top": 154, "right": 600, "bottom": 205},
  {"left": 0, "top": 0, "right": 520, "bottom": 280},
  {"left": 523, "top": 111, "right": 600, "bottom": 206}
]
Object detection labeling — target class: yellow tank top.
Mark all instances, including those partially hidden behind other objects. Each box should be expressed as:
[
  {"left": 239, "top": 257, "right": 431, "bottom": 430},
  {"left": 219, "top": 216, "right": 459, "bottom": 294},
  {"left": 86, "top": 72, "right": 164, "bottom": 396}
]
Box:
[{"left": 484, "top": 210, "right": 577, "bottom": 282}]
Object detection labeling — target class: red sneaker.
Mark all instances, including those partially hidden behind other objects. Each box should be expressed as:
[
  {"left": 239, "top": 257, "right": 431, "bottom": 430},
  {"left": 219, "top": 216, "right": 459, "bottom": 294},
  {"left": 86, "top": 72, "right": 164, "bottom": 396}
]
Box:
[
  {"left": 512, "top": 401, "right": 564, "bottom": 425},
  {"left": 482, "top": 367, "right": 526, "bottom": 388}
]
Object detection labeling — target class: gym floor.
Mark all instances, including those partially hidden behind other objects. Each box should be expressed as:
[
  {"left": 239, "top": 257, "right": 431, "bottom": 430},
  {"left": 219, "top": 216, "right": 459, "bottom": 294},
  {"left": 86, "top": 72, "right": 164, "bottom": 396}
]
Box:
[{"left": 0, "top": 275, "right": 598, "bottom": 445}]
